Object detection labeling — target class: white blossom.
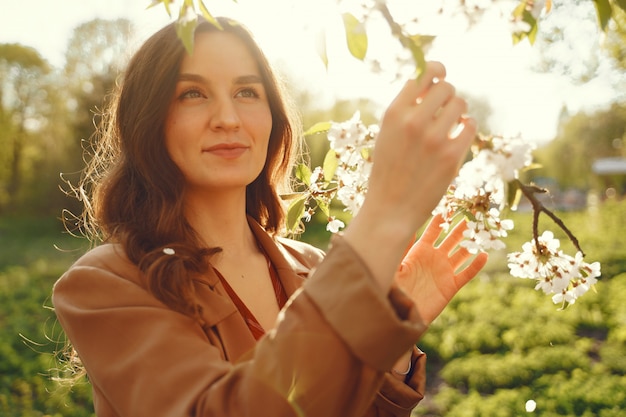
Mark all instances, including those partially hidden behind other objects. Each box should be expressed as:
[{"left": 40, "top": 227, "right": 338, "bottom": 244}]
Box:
[
  {"left": 507, "top": 234, "right": 601, "bottom": 307},
  {"left": 301, "top": 114, "right": 599, "bottom": 306},
  {"left": 326, "top": 217, "right": 345, "bottom": 233}
]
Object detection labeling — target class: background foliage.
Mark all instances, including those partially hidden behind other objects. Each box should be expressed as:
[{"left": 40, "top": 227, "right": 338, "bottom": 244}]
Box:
[{"left": 1, "top": 2, "right": 626, "bottom": 416}]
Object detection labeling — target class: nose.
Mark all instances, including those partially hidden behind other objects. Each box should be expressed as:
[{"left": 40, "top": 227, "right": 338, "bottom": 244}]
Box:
[{"left": 209, "top": 96, "right": 241, "bottom": 131}]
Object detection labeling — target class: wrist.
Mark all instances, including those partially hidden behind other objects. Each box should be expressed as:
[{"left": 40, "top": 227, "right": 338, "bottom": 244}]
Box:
[{"left": 343, "top": 214, "right": 413, "bottom": 291}]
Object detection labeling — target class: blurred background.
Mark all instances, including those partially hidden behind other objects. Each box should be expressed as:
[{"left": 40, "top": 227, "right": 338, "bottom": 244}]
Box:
[{"left": 0, "top": 0, "right": 625, "bottom": 416}]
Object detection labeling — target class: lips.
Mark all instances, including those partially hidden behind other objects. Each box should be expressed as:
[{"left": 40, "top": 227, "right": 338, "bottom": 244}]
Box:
[{"left": 203, "top": 143, "right": 249, "bottom": 159}]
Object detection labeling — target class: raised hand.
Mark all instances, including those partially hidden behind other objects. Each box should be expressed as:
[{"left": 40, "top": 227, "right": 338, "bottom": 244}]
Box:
[
  {"left": 394, "top": 215, "right": 489, "bottom": 325},
  {"left": 343, "top": 61, "right": 477, "bottom": 291}
]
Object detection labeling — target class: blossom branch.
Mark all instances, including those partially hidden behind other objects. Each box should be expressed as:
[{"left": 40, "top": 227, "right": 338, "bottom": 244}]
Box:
[
  {"left": 294, "top": 114, "right": 600, "bottom": 307},
  {"left": 515, "top": 179, "right": 585, "bottom": 256}
]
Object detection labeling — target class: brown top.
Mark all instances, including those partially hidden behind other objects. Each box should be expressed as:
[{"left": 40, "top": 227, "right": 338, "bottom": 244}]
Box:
[
  {"left": 213, "top": 251, "right": 287, "bottom": 340},
  {"left": 52, "top": 218, "right": 428, "bottom": 417}
]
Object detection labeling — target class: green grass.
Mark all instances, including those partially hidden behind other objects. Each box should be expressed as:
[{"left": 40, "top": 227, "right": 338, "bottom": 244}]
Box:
[{"left": 0, "top": 216, "right": 93, "bottom": 417}]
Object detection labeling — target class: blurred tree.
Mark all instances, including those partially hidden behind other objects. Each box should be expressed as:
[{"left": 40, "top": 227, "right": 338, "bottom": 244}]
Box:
[
  {"left": 534, "top": 102, "right": 626, "bottom": 189},
  {"left": 0, "top": 44, "right": 51, "bottom": 212},
  {"left": 64, "top": 18, "right": 133, "bottom": 148},
  {"left": 60, "top": 18, "right": 134, "bottom": 217},
  {"left": 605, "top": 2, "right": 626, "bottom": 72}
]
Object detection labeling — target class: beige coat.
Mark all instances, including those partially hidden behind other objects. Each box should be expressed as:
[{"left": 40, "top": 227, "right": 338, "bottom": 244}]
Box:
[{"left": 53, "top": 220, "right": 427, "bottom": 417}]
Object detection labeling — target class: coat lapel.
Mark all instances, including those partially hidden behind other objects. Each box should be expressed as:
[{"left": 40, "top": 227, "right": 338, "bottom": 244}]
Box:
[
  {"left": 192, "top": 268, "right": 257, "bottom": 362},
  {"left": 248, "top": 218, "right": 309, "bottom": 297},
  {"left": 192, "top": 219, "right": 313, "bottom": 363}
]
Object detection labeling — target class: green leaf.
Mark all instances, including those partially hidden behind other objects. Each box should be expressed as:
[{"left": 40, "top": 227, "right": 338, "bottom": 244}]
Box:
[
  {"left": 526, "top": 18, "right": 539, "bottom": 44},
  {"left": 360, "top": 147, "right": 371, "bottom": 162},
  {"left": 303, "top": 121, "right": 331, "bottom": 136},
  {"left": 315, "top": 30, "right": 329, "bottom": 69},
  {"left": 511, "top": 1, "right": 526, "bottom": 19},
  {"left": 461, "top": 208, "right": 478, "bottom": 222},
  {"left": 511, "top": 4, "right": 538, "bottom": 45},
  {"left": 522, "top": 162, "right": 543, "bottom": 172},
  {"left": 148, "top": 0, "right": 172, "bottom": 16},
  {"left": 295, "top": 163, "right": 312, "bottom": 185},
  {"left": 615, "top": 0, "right": 626, "bottom": 11},
  {"left": 286, "top": 196, "right": 307, "bottom": 232},
  {"left": 522, "top": 10, "right": 538, "bottom": 44},
  {"left": 407, "top": 34, "right": 436, "bottom": 50},
  {"left": 593, "top": 0, "right": 613, "bottom": 31},
  {"left": 323, "top": 149, "right": 339, "bottom": 183},
  {"left": 280, "top": 192, "right": 305, "bottom": 201},
  {"left": 402, "top": 34, "right": 426, "bottom": 78},
  {"left": 342, "top": 13, "right": 368, "bottom": 61},
  {"left": 316, "top": 198, "right": 330, "bottom": 217},
  {"left": 176, "top": 3, "right": 198, "bottom": 55},
  {"left": 198, "top": 1, "right": 223, "bottom": 29},
  {"left": 506, "top": 180, "right": 523, "bottom": 211}
]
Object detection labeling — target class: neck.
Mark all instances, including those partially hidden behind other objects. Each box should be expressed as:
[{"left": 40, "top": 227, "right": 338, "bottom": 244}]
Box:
[{"left": 183, "top": 187, "right": 257, "bottom": 258}]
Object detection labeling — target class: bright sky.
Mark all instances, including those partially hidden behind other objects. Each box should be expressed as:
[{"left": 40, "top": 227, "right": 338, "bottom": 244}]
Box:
[{"left": 0, "top": 0, "right": 620, "bottom": 144}]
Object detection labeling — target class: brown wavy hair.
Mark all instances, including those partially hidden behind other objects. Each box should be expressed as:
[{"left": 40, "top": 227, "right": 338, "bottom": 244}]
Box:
[{"left": 69, "top": 17, "right": 302, "bottom": 320}]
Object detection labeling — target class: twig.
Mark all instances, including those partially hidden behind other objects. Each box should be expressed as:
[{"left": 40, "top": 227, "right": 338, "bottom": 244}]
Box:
[{"left": 515, "top": 179, "right": 585, "bottom": 256}]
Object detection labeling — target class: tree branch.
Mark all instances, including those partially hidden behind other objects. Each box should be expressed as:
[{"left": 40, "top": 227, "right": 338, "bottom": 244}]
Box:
[{"left": 515, "top": 179, "right": 585, "bottom": 256}]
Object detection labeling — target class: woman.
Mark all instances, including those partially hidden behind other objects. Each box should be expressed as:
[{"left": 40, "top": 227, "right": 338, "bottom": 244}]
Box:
[{"left": 53, "top": 16, "right": 487, "bottom": 417}]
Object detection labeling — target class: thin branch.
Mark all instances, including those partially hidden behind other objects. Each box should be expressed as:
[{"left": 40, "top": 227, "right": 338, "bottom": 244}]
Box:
[{"left": 515, "top": 179, "right": 585, "bottom": 256}]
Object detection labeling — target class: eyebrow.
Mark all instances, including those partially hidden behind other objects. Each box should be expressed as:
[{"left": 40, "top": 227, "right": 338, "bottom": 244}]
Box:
[{"left": 178, "top": 73, "right": 264, "bottom": 85}]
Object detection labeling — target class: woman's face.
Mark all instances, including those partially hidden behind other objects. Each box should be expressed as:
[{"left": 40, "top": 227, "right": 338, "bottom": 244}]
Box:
[{"left": 164, "top": 31, "right": 273, "bottom": 194}]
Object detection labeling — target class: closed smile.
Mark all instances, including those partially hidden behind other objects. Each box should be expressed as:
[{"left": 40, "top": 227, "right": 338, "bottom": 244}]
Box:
[{"left": 203, "top": 143, "right": 249, "bottom": 159}]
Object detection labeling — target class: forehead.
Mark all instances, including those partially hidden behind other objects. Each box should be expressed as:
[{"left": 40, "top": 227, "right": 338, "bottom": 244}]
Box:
[{"left": 178, "top": 31, "right": 260, "bottom": 75}]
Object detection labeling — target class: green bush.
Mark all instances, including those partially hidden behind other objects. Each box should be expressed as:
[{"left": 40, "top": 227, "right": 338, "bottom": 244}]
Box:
[
  {"left": 414, "top": 201, "right": 626, "bottom": 416},
  {"left": 444, "top": 388, "right": 534, "bottom": 417},
  {"left": 440, "top": 342, "right": 592, "bottom": 393}
]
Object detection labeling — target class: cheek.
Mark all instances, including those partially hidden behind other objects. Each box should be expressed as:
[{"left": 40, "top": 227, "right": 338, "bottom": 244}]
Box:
[
  {"left": 163, "top": 127, "right": 177, "bottom": 161},
  {"left": 164, "top": 108, "right": 191, "bottom": 158},
  {"left": 164, "top": 121, "right": 187, "bottom": 168},
  {"left": 259, "top": 111, "right": 273, "bottom": 148}
]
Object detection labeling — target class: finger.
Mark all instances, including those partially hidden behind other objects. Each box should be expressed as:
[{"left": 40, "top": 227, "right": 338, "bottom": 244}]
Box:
[
  {"left": 397, "top": 236, "right": 417, "bottom": 273},
  {"left": 438, "top": 219, "right": 467, "bottom": 252},
  {"left": 452, "top": 116, "right": 477, "bottom": 145},
  {"left": 416, "top": 81, "right": 457, "bottom": 120},
  {"left": 433, "top": 96, "right": 468, "bottom": 138},
  {"left": 455, "top": 252, "right": 489, "bottom": 287},
  {"left": 450, "top": 246, "right": 472, "bottom": 270},
  {"left": 393, "top": 62, "right": 447, "bottom": 106},
  {"left": 417, "top": 214, "right": 446, "bottom": 246}
]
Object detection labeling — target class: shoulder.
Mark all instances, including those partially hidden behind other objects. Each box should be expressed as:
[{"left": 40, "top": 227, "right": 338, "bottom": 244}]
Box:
[
  {"left": 72, "top": 243, "right": 136, "bottom": 275},
  {"left": 276, "top": 236, "right": 325, "bottom": 270},
  {"left": 54, "top": 243, "right": 145, "bottom": 291}
]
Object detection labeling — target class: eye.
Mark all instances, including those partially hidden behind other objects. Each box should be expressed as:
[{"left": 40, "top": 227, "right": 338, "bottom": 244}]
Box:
[
  {"left": 178, "top": 88, "right": 205, "bottom": 100},
  {"left": 235, "top": 87, "right": 261, "bottom": 99}
]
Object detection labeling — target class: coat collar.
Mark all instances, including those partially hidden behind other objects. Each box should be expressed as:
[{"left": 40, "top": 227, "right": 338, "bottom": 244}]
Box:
[
  {"left": 191, "top": 217, "right": 315, "bottom": 361},
  {"left": 247, "top": 217, "right": 309, "bottom": 297}
]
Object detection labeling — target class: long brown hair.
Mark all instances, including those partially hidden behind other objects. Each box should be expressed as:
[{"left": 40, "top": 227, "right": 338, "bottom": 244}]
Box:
[{"left": 70, "top": 17, "right": 302, "bottom": 319}]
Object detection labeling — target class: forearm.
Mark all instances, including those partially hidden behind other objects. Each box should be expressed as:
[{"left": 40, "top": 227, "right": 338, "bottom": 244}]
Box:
[{"left": 342, "top": 202, "right": 426, "bottom": 292}]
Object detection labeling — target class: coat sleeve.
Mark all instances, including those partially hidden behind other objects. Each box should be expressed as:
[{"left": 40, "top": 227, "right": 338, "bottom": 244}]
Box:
[{"left": 52, "top": 236, "right": 428, "bottom": 417}]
